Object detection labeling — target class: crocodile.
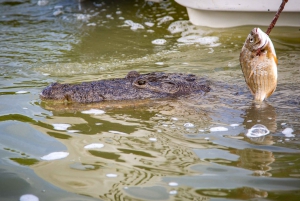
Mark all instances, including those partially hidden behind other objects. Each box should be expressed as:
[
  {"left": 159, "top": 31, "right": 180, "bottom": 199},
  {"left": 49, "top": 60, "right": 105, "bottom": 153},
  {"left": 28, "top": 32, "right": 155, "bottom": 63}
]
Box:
[{"left": 40, "top": 71, "right": 210, "bottom": 103}]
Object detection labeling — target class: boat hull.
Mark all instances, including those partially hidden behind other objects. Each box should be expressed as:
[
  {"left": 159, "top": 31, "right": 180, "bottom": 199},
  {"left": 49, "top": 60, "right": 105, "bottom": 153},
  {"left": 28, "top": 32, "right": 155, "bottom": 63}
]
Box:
[{"left": 176, "top": 0, "right": 300, "bottom": 28}]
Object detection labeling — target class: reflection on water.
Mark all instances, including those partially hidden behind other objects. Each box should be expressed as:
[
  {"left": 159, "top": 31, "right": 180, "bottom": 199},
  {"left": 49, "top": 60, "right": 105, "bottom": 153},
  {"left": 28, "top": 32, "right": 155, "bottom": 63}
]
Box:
[{"left": 0, "top": 0, "right": 300, "bottom": 200}]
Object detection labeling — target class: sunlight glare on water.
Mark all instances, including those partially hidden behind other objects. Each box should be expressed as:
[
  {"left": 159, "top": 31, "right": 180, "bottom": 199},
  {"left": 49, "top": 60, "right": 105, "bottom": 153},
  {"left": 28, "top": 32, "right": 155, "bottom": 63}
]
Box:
[{"left": 0, "top": 0, "right": 300, "bottom": 200}]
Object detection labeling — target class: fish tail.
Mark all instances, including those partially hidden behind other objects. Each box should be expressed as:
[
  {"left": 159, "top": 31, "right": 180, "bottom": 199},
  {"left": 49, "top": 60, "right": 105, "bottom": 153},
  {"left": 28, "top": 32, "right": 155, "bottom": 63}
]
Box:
[{"left": 254, "top": 91, "right": 266, "bottom": 102}]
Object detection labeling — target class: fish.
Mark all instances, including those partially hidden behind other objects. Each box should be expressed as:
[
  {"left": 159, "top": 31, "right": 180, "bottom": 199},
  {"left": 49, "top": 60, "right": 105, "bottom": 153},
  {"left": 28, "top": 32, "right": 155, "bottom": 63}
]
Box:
[{"left": 240, "top": 27, "right": 278, "bottom": 102}]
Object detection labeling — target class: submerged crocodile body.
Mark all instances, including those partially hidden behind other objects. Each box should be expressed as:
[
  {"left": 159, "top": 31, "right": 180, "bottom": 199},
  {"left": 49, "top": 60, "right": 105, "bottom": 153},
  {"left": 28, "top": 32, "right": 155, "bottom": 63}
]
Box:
[{"left": 40, "top": 71, "right": 210, "bottom": 103}]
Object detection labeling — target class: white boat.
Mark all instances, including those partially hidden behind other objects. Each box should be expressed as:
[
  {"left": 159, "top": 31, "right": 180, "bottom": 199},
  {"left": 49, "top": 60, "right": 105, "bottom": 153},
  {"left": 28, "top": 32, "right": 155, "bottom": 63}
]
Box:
[{"left": 175, "top": 0, "right": 300, "bottom": 28}]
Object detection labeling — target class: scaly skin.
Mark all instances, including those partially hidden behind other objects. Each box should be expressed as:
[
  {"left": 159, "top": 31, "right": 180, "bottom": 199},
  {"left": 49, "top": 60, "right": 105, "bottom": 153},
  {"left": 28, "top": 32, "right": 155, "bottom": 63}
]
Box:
[
  {"left": 40, "top": 71, "right": 210, "bottom": 103},
  {"left": 240, "top": 28, "right": 278, "bottom": 102}
]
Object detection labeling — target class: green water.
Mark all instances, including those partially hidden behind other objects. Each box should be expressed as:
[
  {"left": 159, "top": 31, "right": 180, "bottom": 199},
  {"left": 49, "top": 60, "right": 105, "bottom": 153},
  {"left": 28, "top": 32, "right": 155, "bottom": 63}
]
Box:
[{"left": 0, "top": 0, "right": 300, "bottom": 200}]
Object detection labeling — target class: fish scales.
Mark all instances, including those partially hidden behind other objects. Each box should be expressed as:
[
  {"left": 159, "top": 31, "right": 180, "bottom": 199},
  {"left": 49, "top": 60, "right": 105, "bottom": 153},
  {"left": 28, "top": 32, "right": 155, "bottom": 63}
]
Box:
[{"left": 240, "top": 27, "right": 278, "bottom": 102}]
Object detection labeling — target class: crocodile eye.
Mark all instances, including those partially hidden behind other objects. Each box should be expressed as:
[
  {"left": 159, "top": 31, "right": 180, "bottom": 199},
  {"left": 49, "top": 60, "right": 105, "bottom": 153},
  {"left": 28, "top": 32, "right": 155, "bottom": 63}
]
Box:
[{"left": 137, "top": 80, "right": 146, "bottom": 85}]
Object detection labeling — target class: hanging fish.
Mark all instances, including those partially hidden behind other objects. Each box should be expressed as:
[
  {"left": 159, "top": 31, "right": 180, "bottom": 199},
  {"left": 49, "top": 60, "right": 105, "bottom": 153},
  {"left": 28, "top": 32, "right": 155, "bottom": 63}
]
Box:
[{"left": 240, "top": 27, "right": 278, "bottom": 102}]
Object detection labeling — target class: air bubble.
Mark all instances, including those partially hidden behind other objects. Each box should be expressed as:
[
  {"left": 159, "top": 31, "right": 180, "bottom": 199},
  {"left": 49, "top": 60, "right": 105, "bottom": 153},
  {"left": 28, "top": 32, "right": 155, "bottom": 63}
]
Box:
[
  {"left": 246, "top": 124, "right": 270, "bottom": 138},
  {"left": 152, "top": 39, "right": 166, "bottom": 45},
  {"left": 184, "top": 123, "right": 194, "bottom": 128}
]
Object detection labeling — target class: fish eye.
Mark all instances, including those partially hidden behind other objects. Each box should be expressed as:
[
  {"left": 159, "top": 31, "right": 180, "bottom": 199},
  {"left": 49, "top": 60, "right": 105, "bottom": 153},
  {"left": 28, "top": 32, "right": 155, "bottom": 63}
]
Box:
[{"left": 249, "top": 37, "right": 254, "bottom": 43}]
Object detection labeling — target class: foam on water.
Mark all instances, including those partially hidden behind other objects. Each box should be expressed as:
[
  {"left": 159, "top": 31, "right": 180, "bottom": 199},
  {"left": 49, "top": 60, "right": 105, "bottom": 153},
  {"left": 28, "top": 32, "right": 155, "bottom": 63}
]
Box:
[
  {"left": 16, "top": 91, "right": 29, "bottom": 94},
  {"left": 145, "top": 22, "right": 154, "bottom": 27},
  {"left": 155, "top": 62, "right": 164, "bottom": 65},
  {"left": 81, "top": 109, "right": 105, "bottom": 115},
  {"left": 106, "top": 14, "right": 113, "bottom": 19},
  {"left": 67, "top": 130, "right": 80, "bottom": 133},
  {"left": 282, "top": 128, "right": 295, "bottom": 137},
  {"left": 184, "top": 123, "right": 194, "bottom": 128},
  {"left": 210, "top": 127, "right": 228, "bottom": 132},
  {"left": 157, "top": 16, "right": 174, "bottom": 25},
  {"left": 109, "top": 130, "right": 127, "bottom": 135},
  {"left": 87, "top": 23, "right": 96, "bottom": 26},
  {"left": 168, "top": 182, "right": 178, "bottom": 187},
  {"left": 106, "top": 173, "right": 117, "bottom": 178},
  {"left": 53, "top": 10, "right": 63, "bottom": 16},
  {"left": 124, "top": 20, "right": 145, "bottom": 31},
  {"left": 41, "top": 152, "right": 69, "bottom": 161},
  {"left": 168, "top": 20, "right": 189, "bottom": 34},
  {"left": 149, "top": 138, "right": 157, "bottom": 142},
  {"left": 84, "top": 143, "right": 104, "bottom": 149},
  {"left": 74, "top": 14, "right": 92, "bottom": 21},
  {"left": 208, "top": 47, "right": 214, "bottom": 53},
  {"left": 54, "top": 5, "right": 63, "bottom": 9},
  {"left": 168, "top": 20, "right": 219, "bottom": 46},
  {"left": 169, "top": 190, "right": 177, "bottom": 195},
  {"left": 37, "top": 0, "right": 48, "bottom": 6},
  {"left": 152, "top": 39, "right": 167, "bottom": 45},
  {"left": 177, "top": 36, "right": 219, "bottom": 45},
  {"left": 246, "top": 124, "right": 270, "bottom": 138},
  {"left": 20, "top": 194, "right": 39, "bottom": 201},
  {"left": 52, "top": 123, "right": 71, "bottom": 131}
]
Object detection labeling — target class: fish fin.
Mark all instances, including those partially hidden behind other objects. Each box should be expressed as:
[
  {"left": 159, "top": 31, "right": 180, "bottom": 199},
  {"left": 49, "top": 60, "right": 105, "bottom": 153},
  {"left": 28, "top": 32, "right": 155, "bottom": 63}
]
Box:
[
  {"left": 273, "top": 55, "right": 278, "bottom": 65},
  {"left": 266, "top": 81, "right": 277, "bottom": 98},
  {"left": 266, "top": 45, "right": 278, "bottom": 65},
  {"left": 247, "top": 84, "right": 255, "bottom": 96},
  {"left": 248, "top": 70, "right": 254, "bottom": 79}
]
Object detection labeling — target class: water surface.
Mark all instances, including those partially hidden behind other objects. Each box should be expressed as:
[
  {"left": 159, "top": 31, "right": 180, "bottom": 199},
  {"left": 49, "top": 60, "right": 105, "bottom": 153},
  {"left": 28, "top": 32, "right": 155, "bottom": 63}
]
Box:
[{"left": 0, "top": 0, "right": 300, "bottom": 200}]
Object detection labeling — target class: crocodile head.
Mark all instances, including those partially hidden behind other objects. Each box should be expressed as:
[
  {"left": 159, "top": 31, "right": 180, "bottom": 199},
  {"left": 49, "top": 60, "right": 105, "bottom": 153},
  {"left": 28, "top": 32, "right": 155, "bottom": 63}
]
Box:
[{"left": 40, "top": 83, "right": 72, "bottom": 102}]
